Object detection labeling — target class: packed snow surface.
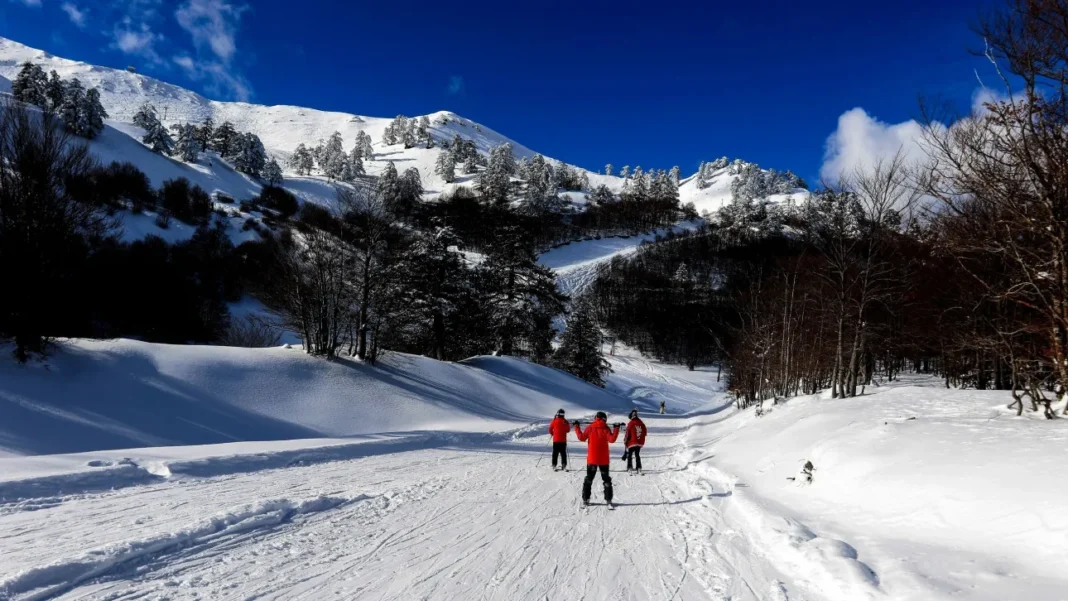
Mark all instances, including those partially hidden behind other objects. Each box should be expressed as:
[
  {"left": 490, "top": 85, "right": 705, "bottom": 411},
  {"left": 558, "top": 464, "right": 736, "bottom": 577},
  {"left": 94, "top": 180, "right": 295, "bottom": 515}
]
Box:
[{"left": 1, "top": 340, "right": 1064, "bottom": 600}]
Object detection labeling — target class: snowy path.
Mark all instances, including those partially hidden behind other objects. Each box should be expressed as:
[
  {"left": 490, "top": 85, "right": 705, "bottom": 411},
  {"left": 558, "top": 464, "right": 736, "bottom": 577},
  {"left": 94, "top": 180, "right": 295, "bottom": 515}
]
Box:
[{"left": 0, "top": 408, "right": 803, "bottom": 601}]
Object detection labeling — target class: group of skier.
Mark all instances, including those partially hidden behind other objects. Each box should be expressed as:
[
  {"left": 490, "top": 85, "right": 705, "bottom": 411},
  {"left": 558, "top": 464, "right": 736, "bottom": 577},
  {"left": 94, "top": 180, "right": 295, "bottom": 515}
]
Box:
[{"left": 547, "top": 407, "right": 648, "bottom": 508}]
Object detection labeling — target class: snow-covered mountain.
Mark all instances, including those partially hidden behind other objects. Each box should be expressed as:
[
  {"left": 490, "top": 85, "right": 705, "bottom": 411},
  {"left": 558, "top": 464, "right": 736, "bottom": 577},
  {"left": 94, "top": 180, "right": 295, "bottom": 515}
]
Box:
[{"left": 0, "top": 37, "right": 625, "bottom": 211}]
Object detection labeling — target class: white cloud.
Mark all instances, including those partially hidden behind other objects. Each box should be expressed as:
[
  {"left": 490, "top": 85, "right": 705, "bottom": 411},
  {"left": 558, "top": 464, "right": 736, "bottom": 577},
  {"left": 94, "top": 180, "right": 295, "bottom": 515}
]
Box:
[
  {"left": 819, "top": 108, "right": 932, "bottom": 185},
  {"left": 112, "top": 19, "right": 164, "bottom": 63},
  {"left": 173, "top": 54, "right": 251, "bottom": 102},
  {"left": 172, "top": 0, "right": 252, "bottom": 101},
  {"left": 12, "top": 0, "right": 42, "bottom": 7},
  {"left": 447, "top": 75, "right": 464, "bottom": 95},
  {"left": 61, "top": 2, "right": 87, "bottom": 27},
  {"left": 175, "top": 0, "right": 246, "bottom": 62}
]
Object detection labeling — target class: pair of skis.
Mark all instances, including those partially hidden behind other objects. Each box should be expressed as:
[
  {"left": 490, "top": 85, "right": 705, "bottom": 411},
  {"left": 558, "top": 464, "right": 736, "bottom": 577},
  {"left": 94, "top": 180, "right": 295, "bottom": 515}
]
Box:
[{"left": 583, "top": 500, "right": 615, "bottom": 510}]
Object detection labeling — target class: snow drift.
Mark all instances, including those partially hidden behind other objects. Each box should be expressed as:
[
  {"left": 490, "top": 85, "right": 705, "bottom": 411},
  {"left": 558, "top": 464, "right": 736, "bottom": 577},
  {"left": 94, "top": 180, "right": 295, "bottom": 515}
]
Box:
[{"left": 0, "top": 338, "right": 631, "bottom": 458}]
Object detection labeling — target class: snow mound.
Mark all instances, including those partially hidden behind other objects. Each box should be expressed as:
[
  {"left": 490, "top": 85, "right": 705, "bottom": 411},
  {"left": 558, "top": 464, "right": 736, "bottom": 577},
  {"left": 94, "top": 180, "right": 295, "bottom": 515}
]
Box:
[{"left": 0, "top": 338, "right": 630, "bottom": 458}]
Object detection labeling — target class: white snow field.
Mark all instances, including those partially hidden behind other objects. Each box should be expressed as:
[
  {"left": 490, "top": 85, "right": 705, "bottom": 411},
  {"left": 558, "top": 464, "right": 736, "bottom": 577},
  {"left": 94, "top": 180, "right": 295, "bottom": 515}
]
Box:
[{"left": 1, "top": 339, "right": 1065, "bottom": 601}]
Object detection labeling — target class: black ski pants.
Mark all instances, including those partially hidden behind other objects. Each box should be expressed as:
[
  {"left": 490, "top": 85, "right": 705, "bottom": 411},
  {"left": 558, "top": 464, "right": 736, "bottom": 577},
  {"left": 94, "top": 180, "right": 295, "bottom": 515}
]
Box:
[
  {"left": 626, "top": 446, "right": 643, "bottom": 471},
  {"left": 582, "top": 464, "right": 613, "bottom": 503},
  {"left": 551, "top": 442, "right": 568, "bottom": 469}
]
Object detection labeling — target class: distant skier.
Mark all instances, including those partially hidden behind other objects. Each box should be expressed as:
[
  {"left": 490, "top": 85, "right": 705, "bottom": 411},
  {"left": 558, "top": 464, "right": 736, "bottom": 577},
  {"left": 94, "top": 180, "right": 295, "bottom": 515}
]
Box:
[
  {"left": 659, "top": 400, "right": 666, "bottom": 414},
  {"left": 574, "top": 412, "right": 621, "bottom": 508},
  {"left": 623, "top": 409, "right": 647, "bottom": 474},
  {"left": 548, "top": 408, "right": 570, "bottom": 471}
]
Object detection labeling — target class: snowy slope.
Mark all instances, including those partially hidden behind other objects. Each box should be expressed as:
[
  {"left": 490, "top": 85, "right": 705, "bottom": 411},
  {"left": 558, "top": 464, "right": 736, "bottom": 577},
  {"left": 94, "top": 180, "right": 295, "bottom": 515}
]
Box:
[
  {"left": 0, "top": 338, "right": 630, "bottom": 458},
  {"left": 679, "top": 167, "right": 809, "bottom": 216},
  {"left": 1, "top": 343, "right": 1060, "bottom": 600},
  {"left": 0, "top": 36, "right": 620, "bottom": 208}
]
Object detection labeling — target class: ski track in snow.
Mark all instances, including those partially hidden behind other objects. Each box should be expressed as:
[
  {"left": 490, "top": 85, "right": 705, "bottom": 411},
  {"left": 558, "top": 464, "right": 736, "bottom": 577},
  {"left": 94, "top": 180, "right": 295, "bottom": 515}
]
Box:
[{"left": 0, "top": 410, "right": 829, "bottom": 601}]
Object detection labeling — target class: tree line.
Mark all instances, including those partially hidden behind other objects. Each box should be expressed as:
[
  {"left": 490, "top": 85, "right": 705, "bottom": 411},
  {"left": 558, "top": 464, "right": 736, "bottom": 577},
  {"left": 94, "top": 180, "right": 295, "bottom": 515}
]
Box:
[{"left": 591, "top": 0, "right": 1068, "bottom": 416}]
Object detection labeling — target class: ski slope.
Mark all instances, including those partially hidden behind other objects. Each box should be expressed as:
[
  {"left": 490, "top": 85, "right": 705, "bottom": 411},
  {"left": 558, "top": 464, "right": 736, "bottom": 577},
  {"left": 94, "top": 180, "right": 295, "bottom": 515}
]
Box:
[{"left": 2, "top": 338, "right": 1065, "bottom": 600}]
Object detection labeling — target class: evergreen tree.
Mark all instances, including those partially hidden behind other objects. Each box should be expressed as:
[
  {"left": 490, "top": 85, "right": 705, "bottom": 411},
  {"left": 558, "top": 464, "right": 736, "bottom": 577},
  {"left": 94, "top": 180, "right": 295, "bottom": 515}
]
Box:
[
  {"left": 58, "top": 78, "right": 104, "bottom": 138},
  {"left": 11, "top": 61, "right": 47, "bottom": 106},
  {"left": 263, "top": 158, "right": 284, "bottom": 186},
  {"left": 320, "top": 131, "right": 345, "bottom": 178},
  {"left": 605, "top": 163, "right": 613, "bottom": 176},
  {"left": 587, "top": 184, "right": 614, "bottom": 206},
  {"left": 134, "top": 104, "right": 174, "bottom": 155},
  {"left": 484, "top": 224, "right": 567, "bottom": 356},
  {"left": 354, "top": 130, "right": 374, "bottom": 160},
  {"left": 404, "top": 225, "right": 470, "bottom": 360},
  {"left": 403, "top": 119, "right": 417, "bottom": 148},
  {"left": 417, "top": 115, "right": 431, "bottom": 146},
  {"left": 435, "top": 152, "right": 456, "bottom": 183},
  {"left": 524, "top": 153, "right": 554, "bottom": 207},
  {"left": 82, "top": 88, "right": 107, "bottom": 139},
  {"left": 620, "top": 165, "right": 630, "bottom": 179},
  {"left": 376, "top": 161, "right": 402, "bottom": 213},
  {"left": 195, "top": 117, "right": 214, "bottom": 152},
  {"left": 477, "top": 143, "right": 517, "bottom": 202},
  {"left": 211, "top": 121, "right": 238, "bottom": 157},
  {"left": 553, "top": 300, "right": 611, "bottom": 387},
  {"left": 290, "top": 143, "right": 314, "bottom": 175},
  {"left": 172, "top": 123, "right": 200, "bottom": 162},
  {"left": 232, "top": 132, "right": 266, "bottom": 177},
  {"left": 669, "top": 166, "right": 681, "bottom": 185},
  {"left": 45, "top": 71, "right": 65, "bottom": 112},
  {"left": 349, "top": 151, "right": 365, "bottom": 177},
  {"left": 464, "top": 158, "right": 479, "bottom": 174}
]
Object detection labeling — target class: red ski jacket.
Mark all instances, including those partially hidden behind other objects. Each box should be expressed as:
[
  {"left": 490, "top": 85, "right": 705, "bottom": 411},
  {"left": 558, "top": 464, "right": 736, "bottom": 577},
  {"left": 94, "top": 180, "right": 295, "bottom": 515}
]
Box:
[
  {"left": 574, "top": 418, "right": 620, "bottom": 465},
  {"left": 625, "top": 418, "right": 647, "bottom": 448},
  {"left": 548, "top": 416, "right": 570, "bottom": 443}
]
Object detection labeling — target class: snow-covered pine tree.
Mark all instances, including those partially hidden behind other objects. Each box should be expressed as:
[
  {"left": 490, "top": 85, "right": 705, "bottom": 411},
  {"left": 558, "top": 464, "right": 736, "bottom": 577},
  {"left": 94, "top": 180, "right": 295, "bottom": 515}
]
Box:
[
  {"left": 58, "top": 78, "right": 86, "bottom": 135},
  {"left": 354, "top": 130, "right": 374, "bottom": 160},
  {"left": 350, "top": 150, "right": 365, "bottom": 178},
  {"left": 44, "top": 71, "right": 65, "bottom": 112},
  {"left": 195, "top": 117, "right": 214, "bottom": 152},
  {"left": 587, "top": 184, "right": 614, "bottom": 206},
  {"left": 11, "top": 61, "right": 48, "bottom": 106},
  {"left": 290, "top": 143, "right": 311, "bottom": 175},
  {"left": 620, "top": 165, "right": 630, "bottom": 179},
  {"left": 435, "top": 152, "right": 456, "bottom": 183},
  {"left": 605, "top": 163, "right": 613, "bottom": 176},
  {"left": 579, "top": 172, "right": 590, "bottom": 191},
  {"left": 417, "top": 115, "right": 431, "bottom": 147},
  {"left": 524, "top": 153, "right": 554, "bottom": 207},
  {"left": 172, "top": 123, "right": 199, "bottom": 162},
  {"left": 212, "top": 121, "right": 238, "bottom": 157},
  {"left": 82, "top": 88, "right": 107, "bottom": 139},
  {"left": 403, "top": 119, "right": 417, "bottom": 149},
  {"left": 134, "top": 104, "right": 174, "bottom": 154},
  {"left": 477, "top": 143, "right": 517, "bottom": 202},
  {"left": 263, "top": 158, "right": 284, "bottom": 186},
  {"left": 400, "top": 167, "right": 423, "bottom": 207},
  {"left": 376, "top": 161, "right": 401, "bottom": 213},
  {"left": 321, "top": 131, "right": 345, "bottom": 179},
  {"left": 669, "top": 166, "right": 681, "bottom": 185},
  {"left": 553, "top": 299, "right": 611, "bottom": 387},
  {"left": 232, "top": 133, "right": 266, "bottom": 177},
  {"left": 402, "top": 224, "right": 471, "bottom": 360},
  {"left": 339, "top": 158, "right": 354, "bottom": 183}
]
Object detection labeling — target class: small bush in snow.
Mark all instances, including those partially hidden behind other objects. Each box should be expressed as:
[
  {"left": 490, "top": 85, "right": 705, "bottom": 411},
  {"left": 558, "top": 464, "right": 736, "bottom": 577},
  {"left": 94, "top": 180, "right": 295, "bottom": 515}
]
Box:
[
  {"left": 159, "top": 177, "right": 212, "bottom": 226},
  {"left": 220, "top": 314, "right": 282, "bottom": 348},
  {"left": 258, "top": 185, "right": 299, "bottom": 220},
  {"left": 155, "top": 211, "right": 171, "bottom": 229}
]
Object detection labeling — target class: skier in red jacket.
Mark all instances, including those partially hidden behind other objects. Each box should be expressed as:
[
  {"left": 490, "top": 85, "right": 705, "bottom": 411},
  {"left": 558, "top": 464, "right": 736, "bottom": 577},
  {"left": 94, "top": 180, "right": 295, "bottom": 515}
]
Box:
[
  {"left": 574, "top": 411, "right": 621, "bottom": 507},
  {"left": 623, "top": 409, "right": 647, "bottom": 474},
  {"left": 548, "top": 409, "right": 570, "bottom": 471}
]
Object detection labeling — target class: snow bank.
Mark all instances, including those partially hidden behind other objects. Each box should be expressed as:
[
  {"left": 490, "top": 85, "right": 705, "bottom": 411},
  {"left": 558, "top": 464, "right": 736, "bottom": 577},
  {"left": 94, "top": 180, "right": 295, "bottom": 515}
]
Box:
[
  {"left": 696, "top": 377, "right": 1068, "bottom": 600},
  {"left": 0, "top": 339, "right": 630, "bottom": 458}
]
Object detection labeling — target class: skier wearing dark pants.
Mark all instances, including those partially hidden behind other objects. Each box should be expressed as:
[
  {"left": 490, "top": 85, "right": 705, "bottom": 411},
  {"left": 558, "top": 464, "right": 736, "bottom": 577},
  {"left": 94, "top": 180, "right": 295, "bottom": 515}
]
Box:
[
  {"left": 574, "top": 411, "right": 620, "bottom": 506},
  {"left": 623, "top": 409, "right": 647, "bottom": 474},
  {"left": 548, "top": 409, "right": 570, "bottom": 471}
]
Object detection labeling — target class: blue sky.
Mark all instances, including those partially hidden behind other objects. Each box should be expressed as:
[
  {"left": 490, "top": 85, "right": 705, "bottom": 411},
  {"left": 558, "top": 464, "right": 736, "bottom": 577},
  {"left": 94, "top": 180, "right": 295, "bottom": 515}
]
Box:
[{"left": 2, "top": 0, "right": 995, "bottom": 183}]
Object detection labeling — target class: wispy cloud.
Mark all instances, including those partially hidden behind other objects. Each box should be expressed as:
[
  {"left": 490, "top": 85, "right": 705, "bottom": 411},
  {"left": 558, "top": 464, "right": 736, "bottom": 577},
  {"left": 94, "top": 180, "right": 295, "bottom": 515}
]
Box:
[
  {"left": 61, "top": 2, "right": 87, "bottom": 27},
  {"left": 173, "top": 53, "right": 251, "bottom": 102},
  {"left": 11, "top": 0, "right": 42, "bottom": 7},
  {"left": 447, "top": 75, "right": 464, "bottom": 95},
  {"left": 111, "top": 18, "right": 165, "bottom": 64},
  {"left": 175, "top": 0, "right": 246, "bottom": 62}
]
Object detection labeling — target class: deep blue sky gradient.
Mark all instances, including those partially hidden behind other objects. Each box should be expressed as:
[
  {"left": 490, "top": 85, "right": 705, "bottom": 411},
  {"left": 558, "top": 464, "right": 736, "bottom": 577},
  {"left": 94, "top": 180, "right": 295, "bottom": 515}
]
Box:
[{"left": 2, "top": 0, "right": 995, "bottom": 182}]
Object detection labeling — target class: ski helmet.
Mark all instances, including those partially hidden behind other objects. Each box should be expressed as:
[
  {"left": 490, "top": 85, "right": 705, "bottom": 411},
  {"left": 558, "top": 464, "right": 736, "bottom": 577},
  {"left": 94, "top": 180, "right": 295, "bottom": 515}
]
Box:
[
  {"left": 556, "top": 409, "right": 565, "bottom": 416},
  {"left": 595, "top": 411, "right": 607, "bottom": 420}
]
